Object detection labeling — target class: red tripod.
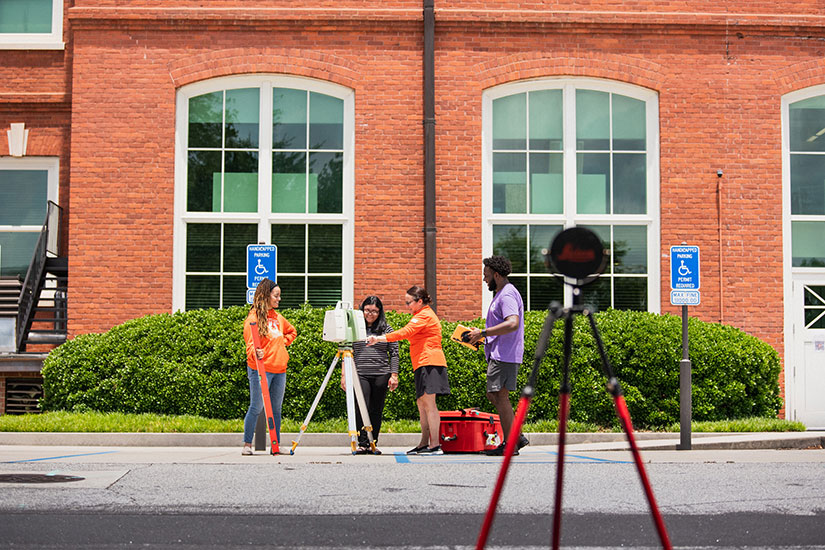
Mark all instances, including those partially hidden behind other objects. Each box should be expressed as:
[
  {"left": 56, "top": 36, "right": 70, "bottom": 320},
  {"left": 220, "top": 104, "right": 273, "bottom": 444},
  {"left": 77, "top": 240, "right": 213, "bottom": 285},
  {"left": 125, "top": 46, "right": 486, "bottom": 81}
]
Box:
[{"left": 476, "top": 290, "right": 672, "bottom": 550}]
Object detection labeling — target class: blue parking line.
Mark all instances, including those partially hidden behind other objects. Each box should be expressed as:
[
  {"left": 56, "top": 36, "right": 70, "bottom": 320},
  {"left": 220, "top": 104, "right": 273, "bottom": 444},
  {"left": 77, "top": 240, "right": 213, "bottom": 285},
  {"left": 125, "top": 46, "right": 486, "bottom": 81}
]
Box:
[
  {"left": 2, "top": 450, "right": 118, "bottom": 464},
  {"left": 393, "top": 450, "right": 630, "bottom": 464}
]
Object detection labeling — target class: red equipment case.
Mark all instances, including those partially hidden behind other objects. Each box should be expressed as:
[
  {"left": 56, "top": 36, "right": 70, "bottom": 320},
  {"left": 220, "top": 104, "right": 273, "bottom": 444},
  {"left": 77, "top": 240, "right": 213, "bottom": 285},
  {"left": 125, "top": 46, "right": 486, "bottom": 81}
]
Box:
[{"left": 439, "top": 408, "right": 503, "bottom": 453}]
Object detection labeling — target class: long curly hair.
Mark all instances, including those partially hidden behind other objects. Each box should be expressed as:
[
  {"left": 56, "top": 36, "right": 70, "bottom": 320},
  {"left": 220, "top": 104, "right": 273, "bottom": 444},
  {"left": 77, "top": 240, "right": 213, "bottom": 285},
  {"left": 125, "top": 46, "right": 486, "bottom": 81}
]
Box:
[{"left": 251, "top": 278, "right": 278, "bottom": 340}]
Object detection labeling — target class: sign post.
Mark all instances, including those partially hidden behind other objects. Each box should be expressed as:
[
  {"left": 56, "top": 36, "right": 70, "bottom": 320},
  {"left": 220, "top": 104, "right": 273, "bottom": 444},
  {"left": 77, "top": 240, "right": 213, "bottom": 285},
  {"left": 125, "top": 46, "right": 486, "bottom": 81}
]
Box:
[{"left": 670, "top": 245, "right": 699, "bottom": 451}]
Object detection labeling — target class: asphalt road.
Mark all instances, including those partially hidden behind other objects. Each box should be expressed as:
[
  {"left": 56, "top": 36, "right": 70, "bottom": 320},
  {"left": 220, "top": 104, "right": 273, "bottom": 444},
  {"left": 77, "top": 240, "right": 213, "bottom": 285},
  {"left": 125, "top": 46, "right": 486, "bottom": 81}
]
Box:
[{"left": 1, "top": 444, "right": 824, "bottom": 549}]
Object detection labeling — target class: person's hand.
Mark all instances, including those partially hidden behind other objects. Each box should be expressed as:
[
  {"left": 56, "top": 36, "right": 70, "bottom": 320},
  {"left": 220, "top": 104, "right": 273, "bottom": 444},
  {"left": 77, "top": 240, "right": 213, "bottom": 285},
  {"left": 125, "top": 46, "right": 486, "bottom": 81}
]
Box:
[
  {"left": 340, "top": 376, "right": 346, "bottom": 391},
  {"left": 255, "top": 348, "right": 264, "bottom": 360},
  {"left": 388, "top": 373, "right": 399, "bottom": 391},
  {"left": 466, "top": 328, "right": 483, "bottom": 345},
  {"left": 366, "top": 335, "right": 379, "bottom": 346}
]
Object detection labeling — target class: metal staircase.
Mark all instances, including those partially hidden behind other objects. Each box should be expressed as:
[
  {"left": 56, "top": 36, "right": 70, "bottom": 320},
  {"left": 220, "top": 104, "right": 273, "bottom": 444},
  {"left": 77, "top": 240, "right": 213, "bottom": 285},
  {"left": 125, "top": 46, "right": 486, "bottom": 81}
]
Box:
[{"left": 16, "top": 201, "right": 68, "bottom": 352}]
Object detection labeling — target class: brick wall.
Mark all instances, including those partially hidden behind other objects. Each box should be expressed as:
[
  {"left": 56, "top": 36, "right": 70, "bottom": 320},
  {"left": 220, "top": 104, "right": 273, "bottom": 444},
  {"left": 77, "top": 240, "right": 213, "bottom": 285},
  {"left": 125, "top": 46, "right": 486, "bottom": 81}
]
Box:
[{"left": 5, "top": 1, "right": 825, "bottom": 411}]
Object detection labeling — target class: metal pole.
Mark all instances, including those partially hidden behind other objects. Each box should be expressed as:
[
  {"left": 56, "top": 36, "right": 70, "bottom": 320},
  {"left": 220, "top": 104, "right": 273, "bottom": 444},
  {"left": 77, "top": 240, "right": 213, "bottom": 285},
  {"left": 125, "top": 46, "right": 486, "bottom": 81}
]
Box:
[
  {"left": 678, "top": 304, "right": 692, "bottom": 450},
  {"left": 254, "top": 412, "right": 266, "bottom": 451},
  {"left": 423, "top": 0, "right": 437, "bottom": 310}
]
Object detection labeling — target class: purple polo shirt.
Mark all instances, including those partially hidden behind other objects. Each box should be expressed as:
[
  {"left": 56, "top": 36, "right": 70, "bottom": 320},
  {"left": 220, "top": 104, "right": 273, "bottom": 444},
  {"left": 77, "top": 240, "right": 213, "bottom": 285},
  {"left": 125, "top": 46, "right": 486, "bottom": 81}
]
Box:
[{"left": 485, "top": 282, "right": 524, "bottom": 364}]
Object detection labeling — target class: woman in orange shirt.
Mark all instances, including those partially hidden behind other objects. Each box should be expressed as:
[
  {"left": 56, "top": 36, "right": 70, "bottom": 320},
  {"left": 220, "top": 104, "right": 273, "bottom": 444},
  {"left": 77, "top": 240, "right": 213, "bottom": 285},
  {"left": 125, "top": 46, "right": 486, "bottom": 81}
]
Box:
[
  {"left": 367, "top": 285, "right": 449, "bottom": 455},
  {"left": 242, "top": 278, "right": 297, "bottom": 455}
]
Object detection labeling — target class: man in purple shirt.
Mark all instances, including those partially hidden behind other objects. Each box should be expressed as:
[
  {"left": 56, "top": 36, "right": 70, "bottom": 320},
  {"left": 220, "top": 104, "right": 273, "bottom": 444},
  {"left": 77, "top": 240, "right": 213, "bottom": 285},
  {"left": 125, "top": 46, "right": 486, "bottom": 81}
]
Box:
[{"left": 467, "top": 256, "right": 530, "bottom": 456}]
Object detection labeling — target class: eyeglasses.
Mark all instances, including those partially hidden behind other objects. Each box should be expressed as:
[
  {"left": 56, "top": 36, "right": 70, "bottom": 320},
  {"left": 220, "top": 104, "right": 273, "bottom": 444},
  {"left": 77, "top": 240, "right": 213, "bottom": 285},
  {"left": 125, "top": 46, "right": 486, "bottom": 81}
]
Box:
[{"left": 363, "top": 308, "right": 380, "bottom": 315}]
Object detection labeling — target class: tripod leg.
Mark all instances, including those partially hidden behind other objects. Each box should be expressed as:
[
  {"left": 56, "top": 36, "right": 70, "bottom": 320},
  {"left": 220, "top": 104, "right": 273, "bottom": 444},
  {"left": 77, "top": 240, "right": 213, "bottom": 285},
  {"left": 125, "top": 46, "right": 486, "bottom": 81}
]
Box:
[
  {"left": 290, "top": 353, "right": 341, "bottom": 454},
  {"left": 343, "top": 352, "right": 359, "bottom": 454},
  {"left": 346, "top": 352, "right": 376, "bottom": 451},
  {"left": 586, "top": 311, "right": 673, "bottom": 550},
  {"left": 551, "top": 311, "right": 574, "bottom": 550},
  {"left": 476, "top": 303, "right": 562, "bottom": 550}
]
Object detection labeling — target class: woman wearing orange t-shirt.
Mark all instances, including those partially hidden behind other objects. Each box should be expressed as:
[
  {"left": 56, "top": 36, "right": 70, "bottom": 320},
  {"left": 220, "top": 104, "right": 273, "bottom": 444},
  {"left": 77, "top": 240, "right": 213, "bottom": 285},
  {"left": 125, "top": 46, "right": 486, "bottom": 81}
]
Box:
[
  {"left": 241, "top": 278, "right": 297, "bottom": 455},
  {"left": 367, "top": 285, "right": 449, "bottom": 455}
]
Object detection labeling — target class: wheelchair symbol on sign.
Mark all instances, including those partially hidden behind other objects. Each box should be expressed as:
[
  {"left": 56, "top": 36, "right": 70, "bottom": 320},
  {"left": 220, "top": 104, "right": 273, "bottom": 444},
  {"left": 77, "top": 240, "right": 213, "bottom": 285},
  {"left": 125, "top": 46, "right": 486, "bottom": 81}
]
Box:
[
  {"left": 255, "top": 259, "right": 269, "bottom": 276},
  {"left": 677, "top": 261, "right": 691, "bottom": 277}
]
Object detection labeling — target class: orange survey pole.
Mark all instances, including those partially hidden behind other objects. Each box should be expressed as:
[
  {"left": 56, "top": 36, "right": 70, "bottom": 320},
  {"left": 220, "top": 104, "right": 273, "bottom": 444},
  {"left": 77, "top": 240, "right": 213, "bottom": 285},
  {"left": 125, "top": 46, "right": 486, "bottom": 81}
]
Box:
[{"left": 249, "top": 322, "right": 280, "bottom": 454}]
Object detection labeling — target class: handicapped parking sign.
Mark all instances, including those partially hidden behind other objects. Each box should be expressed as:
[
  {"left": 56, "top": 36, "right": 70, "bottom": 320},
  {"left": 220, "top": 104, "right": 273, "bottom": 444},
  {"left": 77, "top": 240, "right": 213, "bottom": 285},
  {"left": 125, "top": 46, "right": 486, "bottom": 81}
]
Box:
[
  {"left": 670, "top": 246, "right": 699, "bottom": 290},
  {"left": 247, "top": 244, "right": 277, "bottom": 290}
]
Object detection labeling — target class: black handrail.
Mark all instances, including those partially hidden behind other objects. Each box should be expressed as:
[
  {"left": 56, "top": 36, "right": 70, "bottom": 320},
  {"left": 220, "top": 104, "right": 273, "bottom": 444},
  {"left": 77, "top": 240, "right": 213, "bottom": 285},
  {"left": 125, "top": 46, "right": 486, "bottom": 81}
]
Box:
[{"left": 16, "top": 201, "right": 62, "bottom": 352}]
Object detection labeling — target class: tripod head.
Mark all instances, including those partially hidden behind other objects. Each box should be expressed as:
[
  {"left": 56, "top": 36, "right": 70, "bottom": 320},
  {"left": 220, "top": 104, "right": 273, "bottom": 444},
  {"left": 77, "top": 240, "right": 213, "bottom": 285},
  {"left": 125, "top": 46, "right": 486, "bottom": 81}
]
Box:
[{"left": 543, "top": 226, "right": 608, "bottom": 288}]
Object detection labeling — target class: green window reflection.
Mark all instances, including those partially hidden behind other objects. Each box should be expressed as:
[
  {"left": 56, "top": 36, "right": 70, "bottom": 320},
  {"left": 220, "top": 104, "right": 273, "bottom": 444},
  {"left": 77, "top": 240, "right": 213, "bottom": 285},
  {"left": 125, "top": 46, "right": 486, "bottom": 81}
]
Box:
[
  {"left": 612, "top": 94, "right": 646, "bottom": 151},
  {"left": 223, "top": 151, "right": 258, "bottom": 213},
  {"left": 529, "top": 90, "right": 563, "bottom": 150},
  {"left": 309, "top": 152, "right": 343, "bottom": 214},
  {"left": 792, "top": 221, "right": 825, "bottom": 267},
  {"left": 493, "top": 225, "right": 527, "bottom": 273},
  {"left": 530, "top": 153, "right": 563, "bottom": 214},
  {"left": 0, "top": 0, "right": 52, "bottom": 33},
  {"left": 789, "top": 96, "right": 825, "bottom": 153},
  {"left": 613, "top": 153, "right": 646, "bottom": 214},
  {"left": 576, "top": 90, "right": 609, "bottom": 150},
  {"left": 790, "top": 155, "right": 825, "bottom": 216},
  {"left": 271, "top": 223, "right": 344, "bottom": 307},
  {"left": 529, "top": 225, "right": 563, "bottom": 273},
  {"left": 493, "top": 153, "right": 526, "bottom": 213},
  {"left": 577, "top": 153, "right": 610, "bottom": 214},
  {"left": 0, "top": 232, "right": 39, "bottom": 278},
  {"left": 272, "top": 151, "right": 307, "bottom": 213},
  {"left": 273, "top": 88, "right": 307, "bottom": 149},
  {"left": 0, "top": 170, "right": 47, "bottom": 225},
  {"left": 189, "top": 92, "right": 222, "bottom": 149},
  {"left": 493, "top": 93, "right": 526, "bottom": 150},
  {"left": 225, "top": 88, "right": 259, "bottom": 149},
  {"left": 310, "top": 92, "right": 343, "bottom": 150}
]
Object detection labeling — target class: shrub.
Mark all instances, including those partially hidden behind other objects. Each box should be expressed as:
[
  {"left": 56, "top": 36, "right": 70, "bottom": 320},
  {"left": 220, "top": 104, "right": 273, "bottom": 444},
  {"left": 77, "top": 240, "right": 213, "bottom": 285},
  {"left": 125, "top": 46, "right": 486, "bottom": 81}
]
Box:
[{"left": 41, "top": 306, "right": 782, "bottom": 428}]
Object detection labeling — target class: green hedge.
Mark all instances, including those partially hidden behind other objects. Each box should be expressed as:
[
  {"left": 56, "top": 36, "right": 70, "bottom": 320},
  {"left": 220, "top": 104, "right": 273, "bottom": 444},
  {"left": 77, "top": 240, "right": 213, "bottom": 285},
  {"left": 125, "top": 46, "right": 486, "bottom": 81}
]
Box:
[{"left": 41, "top": 306, "right": 782, "bottom": 429}]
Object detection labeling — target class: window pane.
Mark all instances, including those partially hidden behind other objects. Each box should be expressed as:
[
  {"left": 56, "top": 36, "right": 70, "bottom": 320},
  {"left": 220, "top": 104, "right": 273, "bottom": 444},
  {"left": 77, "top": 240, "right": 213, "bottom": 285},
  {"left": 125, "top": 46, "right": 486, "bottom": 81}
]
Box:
[
  {"left": 792, "top": 221, "right": 825, "bottom": 267},
  {"left": 529, "top": 225, "right": 563, "bottom": 274},
  {"left": 579, "top": 277, "right": 611, "bottom": 311},
  {"left": 223, "top": 151, "right": 258, "bottom": 212},
  {"left": 613, "top": 153, "right": 646, "bottom": 214},
  {"left": 308, "top": 276, "right": 342, "bottom": 307},
  {"left": 309, "top": 152, "right": 342, "bottom": 213},
  {"left": 804, "top": 286, "right": 825, "bottom": 306},
  {"left": 271, "top": 224, "right": 305, "bottom": 273},
  {"left": 186, "top": 275, "right": 219, "bottom": 310},
  {"left": 529, "top": 153, "right": 563, "bottom": 214},
  {"left": 493, "top": 94, "right": 526, "bottom": 150},
  {"left": 508, "top": 276, "right": 527, "bottom": 308},
  {"left": 529, "top": 90, "right": 562, "bottom": 150},
  {"left": 582, "top": 225, "right": 611, "bottom": 274},
  {"left": 277, "top": 276, "right": 305, "bottom": 308},
  {"left": 529, "top": 276, "right": 563, "bottom": 310},
  {"left": 0, "top": 170, "right": 48, "bottom": 225},
  {"left": 790, "top": 96, "right": 825, "bottom": 153},
  {"left": 0, "top": 0, "right": 52, "bottom": 33},
  {"left": 308, "top": 225, "right": 342, "bottom": 273},
  {"left": 493, "top": 225, "right": 527, "bottom": 273},
  {"left": 189, "top": 92, "right": 222, "bottom": 149},
  {"left": 186, "top": 224, "right": 220, "bottom": 272},
  {"left": 223, "top": 224, "right": 257, "bottom": 272},
  {"left": 222, "top": 275, "right": 247, "bottom": 308},
  {"left": 309, "top": 92, "right": 343, "bottom": 150},
  {"left": 493, "top": 152, "right": 526, "bottom": 213},
  {"left": 790, "top": 155, "right": 825, "bottom": 215},
  {"left": 0, "top": 232, "right": 39, "bottom": 278},
  {"left": 614, "top": 277, "right": 647, "bottom": 311},
  {"left": 613, "top": 225, "right": 647, "bottom": 274},
  {"left": 273, "top": 88, "right": 307, "bottom": 149},
  {"left": 187, "top": 150, "right": 221, "bottom": 212},
  {"left": 576, "top": 90, "right": 609, "bottom": 150},
  {"left": 805, "top": 308, "right": 825, "bottom": 329},
  {"left": 225, "top": 88, "right": 259, "bottom": 149},
  {"left": 577, "top": 153, "right": 610, "bottom": 214},
  {"left": 272, "top": 151, "right": 307, "bottom": 213},
  {"left": 612, "top": 94, "right": 646, "bottom": 150}
]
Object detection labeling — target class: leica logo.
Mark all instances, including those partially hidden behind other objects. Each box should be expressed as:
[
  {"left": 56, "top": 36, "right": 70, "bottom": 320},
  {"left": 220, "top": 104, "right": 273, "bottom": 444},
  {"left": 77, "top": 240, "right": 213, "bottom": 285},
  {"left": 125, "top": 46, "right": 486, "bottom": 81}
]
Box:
[{"left": 556, "top": 243, "right": 595, "bottom": 262}]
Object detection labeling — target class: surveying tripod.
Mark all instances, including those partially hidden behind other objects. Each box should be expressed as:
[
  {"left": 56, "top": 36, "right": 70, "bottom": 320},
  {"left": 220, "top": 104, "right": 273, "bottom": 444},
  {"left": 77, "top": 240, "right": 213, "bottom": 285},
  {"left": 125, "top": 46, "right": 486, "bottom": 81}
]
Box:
[{"left": 290, "top": 345, "right": 376, "bottom": 455}]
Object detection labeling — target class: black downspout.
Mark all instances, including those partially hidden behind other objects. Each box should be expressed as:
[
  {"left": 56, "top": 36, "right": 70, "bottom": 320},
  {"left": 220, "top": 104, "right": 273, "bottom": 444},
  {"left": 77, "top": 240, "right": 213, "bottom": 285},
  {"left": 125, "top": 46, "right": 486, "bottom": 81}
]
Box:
[{"left": 423, "top": 0, "right": 437, "bottom": 310}]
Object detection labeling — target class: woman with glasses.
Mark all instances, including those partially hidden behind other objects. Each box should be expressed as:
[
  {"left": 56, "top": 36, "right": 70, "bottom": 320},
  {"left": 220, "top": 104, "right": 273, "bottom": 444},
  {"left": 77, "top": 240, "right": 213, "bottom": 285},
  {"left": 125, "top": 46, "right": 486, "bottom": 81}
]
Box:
[
  {"left": 347, "top": 295, "right": 400, "bottom": 455},
  {"left": 367, "top": 285, "right": 450, "bottom": 455}
]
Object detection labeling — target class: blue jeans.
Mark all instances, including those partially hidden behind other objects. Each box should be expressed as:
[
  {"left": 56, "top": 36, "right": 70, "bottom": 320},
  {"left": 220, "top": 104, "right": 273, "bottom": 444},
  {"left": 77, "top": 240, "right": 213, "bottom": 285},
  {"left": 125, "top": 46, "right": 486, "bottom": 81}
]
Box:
[{"left": 243, "top": 367, "right": 286, "bottom": 445}]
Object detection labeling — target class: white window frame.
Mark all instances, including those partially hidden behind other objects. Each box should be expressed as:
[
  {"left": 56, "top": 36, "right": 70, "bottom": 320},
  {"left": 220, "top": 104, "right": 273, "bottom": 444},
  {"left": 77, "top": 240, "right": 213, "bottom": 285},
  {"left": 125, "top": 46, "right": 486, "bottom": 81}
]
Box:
[
  {"left": 781, "top": 85, "right": 825, "bottom": 416},
  {"left": 481, "top": 77, "right": 660, "bottom": 314},
  {"left": 0, "top": 0, "right": 64, "bottom": 50},
  {"left": 173, "top": 75, "right": 354, "bottom": 312}
]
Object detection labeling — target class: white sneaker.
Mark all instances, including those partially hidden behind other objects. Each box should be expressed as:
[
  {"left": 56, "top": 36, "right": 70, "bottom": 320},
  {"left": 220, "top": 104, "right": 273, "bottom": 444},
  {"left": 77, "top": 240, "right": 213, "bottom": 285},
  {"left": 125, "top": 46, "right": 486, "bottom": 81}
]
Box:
[{"left": 241, "top": 445, "right": 253, "bottom": 456}]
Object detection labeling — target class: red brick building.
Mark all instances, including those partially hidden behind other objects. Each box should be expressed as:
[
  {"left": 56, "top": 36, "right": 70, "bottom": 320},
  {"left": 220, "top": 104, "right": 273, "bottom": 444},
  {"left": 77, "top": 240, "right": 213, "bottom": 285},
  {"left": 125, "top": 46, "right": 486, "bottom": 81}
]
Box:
[{"left": 1, "top": 1, "right": 824, "bottom": 424}]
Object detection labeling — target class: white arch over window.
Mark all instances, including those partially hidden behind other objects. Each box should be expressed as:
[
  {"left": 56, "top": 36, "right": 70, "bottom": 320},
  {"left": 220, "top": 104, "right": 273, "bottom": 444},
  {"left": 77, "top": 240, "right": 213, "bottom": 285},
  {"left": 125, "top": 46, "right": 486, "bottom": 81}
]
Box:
[
  {"left": 173, "top": 75, "right": 354, "bottom": 311},
  {"left": 482, "top": 77, "right": 660, "bottom": 313}
]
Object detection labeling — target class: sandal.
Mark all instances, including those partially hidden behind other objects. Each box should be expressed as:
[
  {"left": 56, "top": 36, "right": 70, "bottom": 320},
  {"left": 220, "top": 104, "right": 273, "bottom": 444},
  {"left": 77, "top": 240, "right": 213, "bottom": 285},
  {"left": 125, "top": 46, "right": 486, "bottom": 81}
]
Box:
[{"left": 355, "top": 446, "right": 369, "bottom": 455}]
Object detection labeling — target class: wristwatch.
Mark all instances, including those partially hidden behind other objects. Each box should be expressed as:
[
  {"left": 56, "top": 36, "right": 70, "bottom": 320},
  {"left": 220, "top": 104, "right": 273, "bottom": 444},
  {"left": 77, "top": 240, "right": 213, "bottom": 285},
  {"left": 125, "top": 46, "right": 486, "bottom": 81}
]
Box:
[{"left": 480, "top": 329, "right": 487, "bottom": 338}]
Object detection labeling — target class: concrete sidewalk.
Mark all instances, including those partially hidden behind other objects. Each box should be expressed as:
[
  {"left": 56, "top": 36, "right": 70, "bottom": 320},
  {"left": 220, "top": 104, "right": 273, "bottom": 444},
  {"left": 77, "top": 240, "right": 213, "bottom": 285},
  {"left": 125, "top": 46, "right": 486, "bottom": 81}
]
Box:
[{"left": 1, "top": 430, "right": 823, "bottom": 450}]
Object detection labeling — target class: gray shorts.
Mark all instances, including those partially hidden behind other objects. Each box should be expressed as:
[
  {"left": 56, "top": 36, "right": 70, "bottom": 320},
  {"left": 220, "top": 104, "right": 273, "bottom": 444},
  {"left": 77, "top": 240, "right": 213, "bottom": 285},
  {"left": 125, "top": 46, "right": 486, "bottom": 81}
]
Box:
[{"left": 487, "top": 359, "right": 520, "bottom": 393}]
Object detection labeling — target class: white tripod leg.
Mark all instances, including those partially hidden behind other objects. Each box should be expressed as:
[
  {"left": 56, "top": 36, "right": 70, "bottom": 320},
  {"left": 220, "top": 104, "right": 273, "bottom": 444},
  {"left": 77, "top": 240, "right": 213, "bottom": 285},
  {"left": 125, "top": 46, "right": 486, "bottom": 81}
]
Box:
[
  {"left": 290, "top": 352, "right": 341, "bottom": 455},
  {"left": 348, "top": 355, "right": 376, "bottom": 452},
  {"left": 343, "top": 352, "right": 359, "bottom": 454}
]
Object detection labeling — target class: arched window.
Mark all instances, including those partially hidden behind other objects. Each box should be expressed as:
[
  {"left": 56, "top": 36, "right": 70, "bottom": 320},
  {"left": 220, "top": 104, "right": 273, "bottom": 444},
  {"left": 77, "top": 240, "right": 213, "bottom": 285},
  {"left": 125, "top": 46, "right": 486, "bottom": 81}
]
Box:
[
  {"left": 482, "top": 78, "right": 660, "bottom": 312},
  {"left": 174, "top": 76, "right": 354, "bottom": 311}
]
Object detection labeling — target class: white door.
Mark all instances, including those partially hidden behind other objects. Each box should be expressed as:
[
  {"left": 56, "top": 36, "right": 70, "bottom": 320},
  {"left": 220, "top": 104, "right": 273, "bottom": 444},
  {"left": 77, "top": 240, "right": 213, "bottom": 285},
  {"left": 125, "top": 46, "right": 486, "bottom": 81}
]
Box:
[{"left": 791, "top": 278, "right": 825, "bottom": 428}]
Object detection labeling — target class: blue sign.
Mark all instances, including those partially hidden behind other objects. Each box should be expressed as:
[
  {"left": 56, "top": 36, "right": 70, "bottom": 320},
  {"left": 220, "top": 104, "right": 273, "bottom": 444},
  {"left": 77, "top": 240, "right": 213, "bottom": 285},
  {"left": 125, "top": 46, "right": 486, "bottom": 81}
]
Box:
[
  {"left": 671, "top": 290, "right": 701, "bottom": 306},
  {"left": 670, "top": 246, "right": 700, "bottom": 290},
  {"left": 247, "top": 244, "right": 277, "bottom": 289}
]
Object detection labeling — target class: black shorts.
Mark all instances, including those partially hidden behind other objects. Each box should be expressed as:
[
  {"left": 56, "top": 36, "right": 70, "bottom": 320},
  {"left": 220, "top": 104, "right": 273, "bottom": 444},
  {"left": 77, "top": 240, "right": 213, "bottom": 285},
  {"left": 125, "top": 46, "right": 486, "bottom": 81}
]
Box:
[{"left": 413, "top": 365, "right": 451, "bottom": 399}]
